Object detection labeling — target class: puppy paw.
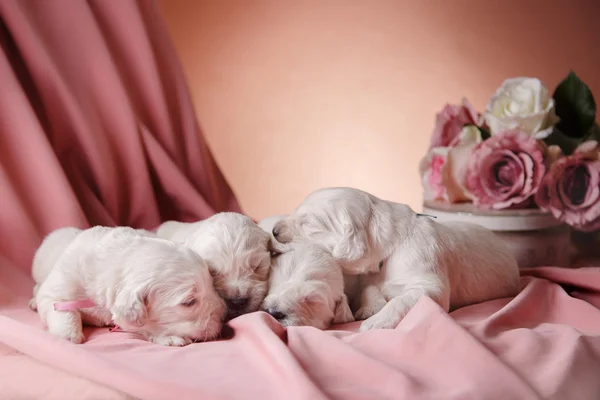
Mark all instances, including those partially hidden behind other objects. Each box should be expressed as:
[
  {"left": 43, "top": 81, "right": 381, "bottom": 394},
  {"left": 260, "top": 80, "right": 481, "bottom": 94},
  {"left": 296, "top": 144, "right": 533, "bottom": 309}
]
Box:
[
  {"left": 354, "top": 299, "right": 387, "bottom": 321},
  {"left": 81, "top": 308, "right": 114, "bottom": 327},
  {"left": 359, "top": 263, "right": 382, "bottom": 275},
  {"left": 148, "top": 335, "right": 192, "bottom": 347},
  {"left": 111, "top": 301, "right": 146, "bottom": 328},
  {"left": 354, "top": 307, "right": 377, "bottom": 321},
  {"left": 49, "top": 325, "right": 85, "bottom": 344},
  {"left": 28, "top": 297, "right": 38, "bottom": 311},
  {"left": 359, "top": 313, "right": 399, "bottom": 332}
]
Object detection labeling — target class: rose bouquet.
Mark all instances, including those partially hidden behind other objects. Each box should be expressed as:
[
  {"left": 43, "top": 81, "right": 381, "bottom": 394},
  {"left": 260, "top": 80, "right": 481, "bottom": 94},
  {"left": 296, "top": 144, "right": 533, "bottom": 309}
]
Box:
[{"left": 420, "top": 71, "right": 599, "bottom": 233}]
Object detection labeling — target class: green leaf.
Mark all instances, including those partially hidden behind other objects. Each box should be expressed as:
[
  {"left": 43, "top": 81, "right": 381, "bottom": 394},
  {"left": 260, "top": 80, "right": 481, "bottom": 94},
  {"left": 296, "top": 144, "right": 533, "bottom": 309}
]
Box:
[
  {"left": 553, "top": 71, "right": 596, "bottom": 139},
  {"left": 543, "top": 128, "right": 580, "bottom": 155},
  {"left": 477, "top": 126, "right": 491, "bottom": 141},
  {"left": 543, "top": 123, "right": 600, "bottom": 155}
]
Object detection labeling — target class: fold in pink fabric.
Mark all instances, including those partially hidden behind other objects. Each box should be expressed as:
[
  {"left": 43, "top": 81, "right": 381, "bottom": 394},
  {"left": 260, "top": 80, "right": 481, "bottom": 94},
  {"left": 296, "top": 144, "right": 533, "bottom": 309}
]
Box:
[
  {"left": 2, "top": 1, "right": 600, "bottom": 399},
  {"left": 2, "top": 266, "right": 600, "bottom": 399},
  {"left": 0, "top": 0, "right": 241, "bottom": 272}
]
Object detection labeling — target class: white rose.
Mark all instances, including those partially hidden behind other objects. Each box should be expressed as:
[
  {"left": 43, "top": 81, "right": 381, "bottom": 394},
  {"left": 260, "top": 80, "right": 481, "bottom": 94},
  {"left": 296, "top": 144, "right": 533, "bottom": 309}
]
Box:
[{"left": 484, "top": 77, "right": 560, "bottom": 139}]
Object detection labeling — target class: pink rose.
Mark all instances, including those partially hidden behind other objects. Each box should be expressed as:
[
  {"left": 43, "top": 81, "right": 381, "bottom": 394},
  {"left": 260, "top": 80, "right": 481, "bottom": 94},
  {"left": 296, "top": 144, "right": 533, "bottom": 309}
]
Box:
[
  {"left": 430, "top": 98, "right": 482, "bottom": 149},
  {"left": 420, "top": 147, "right": 449, "bottom": 201},
  {"left": 465, "top": 129, "right": 546, "bottom": 209},
  {"left": 535, "top": 141, "right": 600, "bottom": 231},
  {"left": 419, "top": 139, "right": 478, "bottom": 203}
]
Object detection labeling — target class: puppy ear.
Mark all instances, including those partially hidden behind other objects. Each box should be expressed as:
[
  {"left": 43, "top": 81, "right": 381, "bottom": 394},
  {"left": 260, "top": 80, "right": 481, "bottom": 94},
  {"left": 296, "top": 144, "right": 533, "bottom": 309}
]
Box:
[
  {"left": 299, "top": 281, "right": 329, "bottom": 306},
  {"left": 330, "top": 210, "right": 368, "bottom": 261},
  {"left": 111, "top": 287, "right": 149, "bottom": 328},
  {"left": 332, "top": 293, "right": 354, "bottom": 324}
]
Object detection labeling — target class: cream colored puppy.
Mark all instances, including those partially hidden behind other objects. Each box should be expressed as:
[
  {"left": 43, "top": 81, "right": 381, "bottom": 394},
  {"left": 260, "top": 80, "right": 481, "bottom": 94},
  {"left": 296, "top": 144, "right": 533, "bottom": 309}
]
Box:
[
  {"left": 32, "top": 226, "right": 226, "bottom": 346},
  {"left": 258, "top": 215, "right": 353, "bottom": 328},
  {"left": 261, "top": 242, "right": 354, "bottom": 329},
  {"left": 272, "top": 187, "right": 521, "bottom": 331},
  {"left": 157, "top": 212, "right": 272, "bottom": 320}
]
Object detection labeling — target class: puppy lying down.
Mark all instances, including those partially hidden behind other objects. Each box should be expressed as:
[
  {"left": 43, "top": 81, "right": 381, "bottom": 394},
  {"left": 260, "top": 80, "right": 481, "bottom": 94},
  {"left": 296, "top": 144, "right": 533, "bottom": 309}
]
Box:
[
  {"left": 157, "top": 212, "right": 272, "bottom": 320},
  {"left": 31, "top": 226, "right": 226, "bottom": 346},
  {"left": 272, "top": 187, "right": 521, "bottom": 331},
  {"left": 258, "top": 215, "right": 353, "bottom": 329},
  {"left": 261, "top": 241, "right": 354, "bottom": 329}
]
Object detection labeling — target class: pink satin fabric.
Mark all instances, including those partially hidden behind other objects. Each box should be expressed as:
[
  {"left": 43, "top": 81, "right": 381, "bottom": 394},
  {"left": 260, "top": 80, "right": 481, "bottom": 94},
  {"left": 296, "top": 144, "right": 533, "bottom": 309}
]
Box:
[
  {"left": 2, "top": 1, "right": 600, "bottom": 399},
  {"left": 2, "top": 267, "right": 600, "bottom": 399}
]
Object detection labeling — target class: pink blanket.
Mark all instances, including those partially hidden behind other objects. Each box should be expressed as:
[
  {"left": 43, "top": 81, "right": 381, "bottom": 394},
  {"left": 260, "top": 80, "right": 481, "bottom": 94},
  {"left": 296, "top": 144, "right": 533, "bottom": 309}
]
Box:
[
  {"left": 1, "top": 265, "right": 600, "bottom": 399},
  {"left": 2, "top": 1, "right": 600, "bottom": 399}
]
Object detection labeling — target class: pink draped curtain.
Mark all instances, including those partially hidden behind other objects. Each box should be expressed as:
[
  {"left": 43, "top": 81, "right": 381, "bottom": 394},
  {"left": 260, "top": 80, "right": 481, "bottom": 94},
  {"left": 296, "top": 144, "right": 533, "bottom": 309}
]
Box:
[{"left": 0, "top": 0, "right": 242, "bottom": 272}]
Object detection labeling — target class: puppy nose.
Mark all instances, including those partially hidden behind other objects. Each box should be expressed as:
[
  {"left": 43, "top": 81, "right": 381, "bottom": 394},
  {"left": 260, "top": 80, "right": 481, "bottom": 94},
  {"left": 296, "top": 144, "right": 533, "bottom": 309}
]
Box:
[
  {"left": 272, "top": 227, "right": 279, "bottom": 238},
  {"left": 267, "top": 309, "right": 286, "bottom": 321},
  {"left": 227, "top": 297, "right": 249, "bottom": 310}
]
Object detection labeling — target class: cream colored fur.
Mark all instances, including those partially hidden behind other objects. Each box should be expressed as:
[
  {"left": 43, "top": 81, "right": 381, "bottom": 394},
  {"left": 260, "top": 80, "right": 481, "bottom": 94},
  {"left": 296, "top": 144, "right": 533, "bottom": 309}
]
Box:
[
  {"left": 157, "top": 212, "right": 272, "bottom": 320},
  {"left": 260, "top": 240, "right": 354, "bottom": 329},
  {"left": 32, "top": 226, "right": 226, "bottom": 346},
  {"left": 272, "top": 187, "right": 521, "bottom": 331}
]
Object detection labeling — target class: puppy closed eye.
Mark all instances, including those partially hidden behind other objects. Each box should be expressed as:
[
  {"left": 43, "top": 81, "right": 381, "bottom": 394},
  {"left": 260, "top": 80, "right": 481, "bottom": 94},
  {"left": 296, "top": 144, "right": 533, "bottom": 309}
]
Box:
[
  {"left": 251, "top": 255, "right": 270, "bottom": 272},
  {"left": 181, "top": 298, "right": 197, "bottom": 307},
  {"left": 252, "top": 263, "right": 264, "bottom": 271}
]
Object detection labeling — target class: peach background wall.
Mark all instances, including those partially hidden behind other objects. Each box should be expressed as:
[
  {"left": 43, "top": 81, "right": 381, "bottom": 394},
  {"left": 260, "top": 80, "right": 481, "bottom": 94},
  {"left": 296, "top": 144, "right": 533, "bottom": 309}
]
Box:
[{"left": 158, "top": 0, "right": 600, "bottom": 220}]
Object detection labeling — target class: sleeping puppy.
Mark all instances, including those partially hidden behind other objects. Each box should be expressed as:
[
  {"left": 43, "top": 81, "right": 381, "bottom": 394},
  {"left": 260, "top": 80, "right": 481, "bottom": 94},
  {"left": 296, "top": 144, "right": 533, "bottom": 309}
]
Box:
[
  {"left": 32, "top": 226, "right": 226, "bottom": 346},
  {"left": 259, "top": 214, "right": 353, "bottom": 328},
  {"left": 157, "top": 212, "right": 272, "bottom": 320},
  {"left": 260, "top": 241, "right": 354, "bottom": 329},
  {"left": 272, "top": 187, "right": 521, "bottom": 331}
]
